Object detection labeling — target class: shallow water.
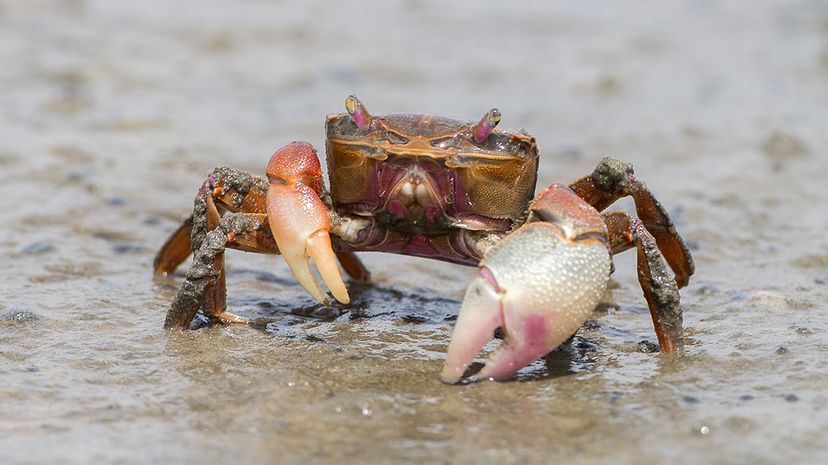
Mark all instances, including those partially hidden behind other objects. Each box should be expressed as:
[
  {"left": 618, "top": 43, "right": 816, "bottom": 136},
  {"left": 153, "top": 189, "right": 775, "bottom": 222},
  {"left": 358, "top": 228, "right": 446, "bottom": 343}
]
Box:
[{"left": 2, "top": 1, "right": 828, "bottom": 464}]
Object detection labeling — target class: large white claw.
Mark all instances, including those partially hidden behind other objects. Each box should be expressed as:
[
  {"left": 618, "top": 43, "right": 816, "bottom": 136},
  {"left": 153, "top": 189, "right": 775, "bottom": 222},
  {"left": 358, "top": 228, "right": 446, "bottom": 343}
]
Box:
[{"left": 440, "top": 223, "right": 611, "bottom": 384}]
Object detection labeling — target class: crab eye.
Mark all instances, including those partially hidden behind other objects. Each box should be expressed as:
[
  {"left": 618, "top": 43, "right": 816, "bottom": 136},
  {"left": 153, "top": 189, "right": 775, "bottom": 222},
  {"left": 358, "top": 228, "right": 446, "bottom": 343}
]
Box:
[
  {"left": 345, "top": 95, "right": 373, "bottom": 130},
  {"left": 384, "top": 131, "right": 409, "bottom": 144},
  {"left": 471, "top": 108, "right": 501, "bottom": 143}
]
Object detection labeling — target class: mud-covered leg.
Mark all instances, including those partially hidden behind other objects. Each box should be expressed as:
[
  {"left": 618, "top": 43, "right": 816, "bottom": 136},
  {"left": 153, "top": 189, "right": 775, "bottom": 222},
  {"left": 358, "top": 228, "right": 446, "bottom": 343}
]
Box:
[
  {"left": 155, "top": 162, "right": 368, "bottom": 281},
  {"left": 164, "top": 212, "right": 276, "bottom": 329},
  {"left": 154, "top": 167, "right": 269, "bottom": 275},
  {"left": 603, "top": 210, "right": 683, "bottom": 353},
  {"left": 203, "top": 192, "right": 227, "bottom": 322},
  {"left": 569, "top": 156, "right": 694, "bottom": 287},
  {"left": 165, "top": 228, "right": 224, "bottom": 329}
]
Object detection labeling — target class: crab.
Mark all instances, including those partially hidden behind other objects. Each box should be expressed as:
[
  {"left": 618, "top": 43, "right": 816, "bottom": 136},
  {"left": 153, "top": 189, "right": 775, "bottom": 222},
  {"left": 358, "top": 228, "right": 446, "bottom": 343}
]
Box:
[{"left": 154, "top": 96, "right": 694, "bottom": 383}]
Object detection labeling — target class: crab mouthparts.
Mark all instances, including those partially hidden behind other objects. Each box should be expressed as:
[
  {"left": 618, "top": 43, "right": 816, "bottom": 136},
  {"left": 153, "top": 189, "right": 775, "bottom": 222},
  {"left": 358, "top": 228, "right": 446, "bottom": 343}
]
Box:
[{"left": 385, "top": 167, "right": 444, "bottom": 223}]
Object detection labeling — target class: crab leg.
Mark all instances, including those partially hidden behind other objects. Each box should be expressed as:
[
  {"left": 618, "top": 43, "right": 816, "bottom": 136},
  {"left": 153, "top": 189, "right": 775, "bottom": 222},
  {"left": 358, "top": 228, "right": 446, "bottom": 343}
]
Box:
[
  {"left": 153, "top": 166, "right": 269, "bottom": 275},
  {"left": 164, "top": 212, "right": 276, "bottom": 329},
  {"left": 265, "top": 141, "right": 349, "bottom": 306},
  {"left": 204, "top": 190, "right": 228, "bottom": 321},
  {"left": 441, "top": 184, "right": 612, "bottom": 383},
  {"left": 602, "top": 210, "right": 683, "bottom": 353},
  {"left": 154, "top": 165, "right": 369, "bottom": 278},
  {"left": 569, "top": 156, "right": 695, "bottom": 287},
  {"left": 154, "top": 215, "right": 194, "bottom": 275},
  {"left": 157, "top": 162, "right": 369, "bottom": 329}
]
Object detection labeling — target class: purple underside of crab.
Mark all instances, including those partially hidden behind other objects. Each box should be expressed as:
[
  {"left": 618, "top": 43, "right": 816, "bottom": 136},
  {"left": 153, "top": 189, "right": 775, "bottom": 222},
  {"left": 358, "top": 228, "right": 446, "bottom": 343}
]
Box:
[{"left": 155, "top": 95, "right": 694, "bottom": 384}]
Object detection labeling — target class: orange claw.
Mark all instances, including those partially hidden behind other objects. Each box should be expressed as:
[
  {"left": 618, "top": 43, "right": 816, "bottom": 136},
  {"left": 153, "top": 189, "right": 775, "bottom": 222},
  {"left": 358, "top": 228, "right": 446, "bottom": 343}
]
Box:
[{"left": 266, "top": 141, "right": 349, "bottom": 305}]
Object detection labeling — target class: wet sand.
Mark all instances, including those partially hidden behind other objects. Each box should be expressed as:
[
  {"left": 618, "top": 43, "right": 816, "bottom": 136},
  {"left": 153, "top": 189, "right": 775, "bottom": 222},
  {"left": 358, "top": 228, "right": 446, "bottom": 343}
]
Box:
[{"left": 1, "top": 1, "right": 827, "bottom": 464}]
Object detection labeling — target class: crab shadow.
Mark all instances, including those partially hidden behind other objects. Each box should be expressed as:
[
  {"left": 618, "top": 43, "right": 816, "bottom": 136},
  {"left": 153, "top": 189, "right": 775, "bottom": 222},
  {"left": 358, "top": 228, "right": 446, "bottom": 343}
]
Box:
[
  {"left": 230, "top": 279, "right": 460, "bottom": 325},
  {"left": 191, "top": 270, "right": 600, "bottom": 382},
  {"left": 456, "top": 334, "right": 600, "bottom": 384}
]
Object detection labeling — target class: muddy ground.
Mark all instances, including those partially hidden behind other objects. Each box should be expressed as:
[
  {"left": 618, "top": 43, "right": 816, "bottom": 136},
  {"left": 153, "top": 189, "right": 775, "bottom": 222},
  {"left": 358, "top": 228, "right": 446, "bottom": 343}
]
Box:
[{"left": 1, "top": 1, "right": 827, "bottom": 464}]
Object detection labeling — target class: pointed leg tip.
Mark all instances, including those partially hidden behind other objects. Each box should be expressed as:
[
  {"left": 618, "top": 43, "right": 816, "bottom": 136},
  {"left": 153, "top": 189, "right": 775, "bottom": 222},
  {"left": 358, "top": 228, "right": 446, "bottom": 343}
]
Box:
[{"left": 218, "top": 311, "right": 251, "bottom": 325}]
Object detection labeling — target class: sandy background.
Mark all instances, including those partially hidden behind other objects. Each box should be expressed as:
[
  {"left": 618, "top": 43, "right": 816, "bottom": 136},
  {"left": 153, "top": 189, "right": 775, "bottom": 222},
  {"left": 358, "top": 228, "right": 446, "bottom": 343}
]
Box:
[{"left": 1, "top": 1, "right": 827, "bottom": 464}]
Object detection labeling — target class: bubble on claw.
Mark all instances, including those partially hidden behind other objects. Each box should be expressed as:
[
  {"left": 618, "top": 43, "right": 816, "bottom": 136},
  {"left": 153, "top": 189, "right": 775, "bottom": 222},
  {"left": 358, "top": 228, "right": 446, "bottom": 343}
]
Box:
[
  {"left": 472, "top": 108, "right": 501, "bottom": 143},
  {"left": 345, "top": 95, "right": 372, "bottom": 130}
]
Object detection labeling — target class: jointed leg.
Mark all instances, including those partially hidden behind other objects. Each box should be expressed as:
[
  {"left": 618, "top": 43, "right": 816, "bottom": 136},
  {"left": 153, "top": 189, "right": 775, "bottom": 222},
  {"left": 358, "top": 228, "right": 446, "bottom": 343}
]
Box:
[
  {"left": 569, "top": 156, "right": 694, "bottom": 287},
  {"left": 603, "top": 210, "right": 683, "bottom": 353},
  {"left": 154, "top": 166, "right": 269, "bottom": 275},
  {"left": 203, "top": 191, "right": 227, "bottom": 323},
  {"left": 164, "top": 212, "right": 275, "bottom": 329},
  {"left": 161, "top": 167, "right": 277, "bottom": 329},
  {"left": 336, "top": 251, "right": 371, "bottom": 282},
  {"left": 154, "top": 215, "right": 194, "bottom": 275},
  {"left": 154, "top": 165, "right": 370, "bottom": 280},
  {"left": 158, "top": 145, "right": 373, "bottom": 330}
]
